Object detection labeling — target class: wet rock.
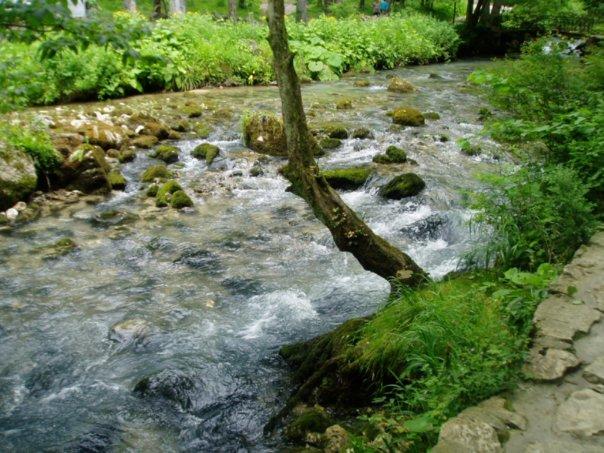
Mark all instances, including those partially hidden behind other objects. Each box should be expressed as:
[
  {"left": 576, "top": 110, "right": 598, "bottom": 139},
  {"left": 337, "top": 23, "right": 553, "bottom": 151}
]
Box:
[
  {"left": 249, "top": 162, "right": 264, "bottom": 177},
  {"left": 221, "top": 276, "right": 265, "bottom": 296},
  {"left": 5, "top": 208, "right": 19, "bottom": 222},
  {"left": 284, "top": 405, "right": 334, "bottom": 443},
  {"left": 524, "top": 348, "right": 581, "bottom": 381},
  {"left": 379, "top": 173, "right": 426, "bottom": 199},
  {"left": 107, "top": 171, "right": 127, "bottom": 191},
  {"left": 129, "top": 114, "right": 170, "bottom": 139},
  {"left": 584, "top": 355, "right": 604, "bottom": 385},
  {"left": 131, "top": 135, "right": 159, "bottom": 149},
  {"left": 387, "top": 77, "right": 416, "bottom": 93},
  {"left": 91, "top": 209, "right": 139, "bottom": 227},
  {"left": 75, "top": 123, "right": 127, "bottom": 149},
  {"left": 322, "top": 123, "right": 349, "bottom": 139},
  {"left": 0, "top": 142, "right": 38, "bottom": 211},
  {"left": 134, "top": 370, "right": 195, "bottom": 410},
  {"left": 146, "top": 184, "right": 159, "bottom": 197},
  {"left": 352, "top": 127, "right": 373, "bottom": 139},
  {"left": 192, "top": 143, "right": 220, "bottom": 165},
  {"left": 193, "top": 123, "right": 212, "bottom": 138},
  {"left": 109, "top": 318, "right": 150, "bottom": 346},
  {"left": 73, "top": 423, "right": 122, "bottom": 452},
  {"left": 52, "top": 132, "right": 84, "bottom": 157},
  {"left": 322, "top": 166, "right": 372, "bottom": 190},
  {"left": 62, "top": 145, "right": 111, "bottom": 194},
  {"left": 320, "top": 137, "right": 342, "bottom": 150},
  {"left": 182, "top": 105, "right": 203, "bottom": 118},
  {"left": 391, "top": 107, "right": 425, "bottom": 127},
  {"left": 401, "top": 213, "right": 449, "bottom": 241},
  {"left": 151, "top": 145, "right": 179, "bottom": 164},
  {"left": 41, "top": 237, "right": 78, "bottom": 260},
  {"left": 140, "top": 164, "right": 173, "bottom": 183},
  {"left": 429, "top": 73, "right": 443, "bottom": 79},
  {"left": 175, "top": 247, "right": 222, "bottom": 274},
  {"left": 335, "top": 98, "right": 352, "bottom": 110},
  {"left": 156, "top": 180, "right": 187, "bottom": 208},
  {"left": 243, "top": 113, "right": 287, "bottom": 157},
  {"left": 172, "top": 119, "right": 190, "bottom": 132},
  {"left": 170, "top": 190, "right": 193, "bottom": 209},
  {"left": 373, "top": 145, "right": 407, "bottom": 164},
  {"left": 353, "top": 79, "right": 370, "bottom": 87},
  {"left": 533, "top": 294, "right": 601, "bottom": 342},
  {"left": 433, "top": 417, "right": 501, "bottom": 453},
  {"left": 555, "top": 389, "right": 604, "bottom": 437}
]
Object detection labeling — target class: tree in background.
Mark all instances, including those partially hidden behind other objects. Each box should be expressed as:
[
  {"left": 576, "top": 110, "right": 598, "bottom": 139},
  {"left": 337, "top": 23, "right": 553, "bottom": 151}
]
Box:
[
  {"left": 296, "top": 0, "right": 308, "bottom": 22},
  {"left": 229, "top": 0, "right": 237, "bottom": 19},
  {"left": 266, "top": 0, "right": 427, "bottom": 287},
  {"left": 124, "top": 0, "right": 137, "bottom": 12}
]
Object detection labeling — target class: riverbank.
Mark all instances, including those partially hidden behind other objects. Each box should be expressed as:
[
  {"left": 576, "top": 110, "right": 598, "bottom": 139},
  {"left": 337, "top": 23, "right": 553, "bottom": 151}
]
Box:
[{"left": 0, "top": 12, "right": 458, "bottom": 112}]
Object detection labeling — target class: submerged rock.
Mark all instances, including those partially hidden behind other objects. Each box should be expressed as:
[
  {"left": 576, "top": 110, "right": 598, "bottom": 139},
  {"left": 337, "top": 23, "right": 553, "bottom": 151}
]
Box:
[
  {"left": 91, "top": 209, "right": 139, "bottom": 227},
  {"left": 373, "top": 145, "right": 407, "bottom": 164},
  {"left": 387, "top": 77, "right": 416, "bottom": 93},
  {"left": 109, "top": 318, "right": 150, "bottom": 346},
  {"left": 335, "top": 98, "right": 353, "bottom": 110},
  {"left": 175, "top": 247, "right": 222, "bottom": 273},
  {"left": 73, "top": 423, "right": 123, "bottom": 452},
  {"left": 134, "top": 370, "right": 196, "bottom": 410},
  {"left": 151, "top": 145, "right": 179, "bottom": 164},
  {"left": 379, "top": 173, "right": 426, "bottom": 199},
  {"left": 0, "top": 142, "right": 37, "bottom": 211},
  {"left": 192, "top": 143, "right": 220, "bottom": 165},
  {"left": 353, "top": 79, "right": 370, "bottom": 87},
  {"left": 140, "top": 164, "right": 173, "bottom": 183},
  {"left": 40, "top": 237, "right": 78, "bottom": 260},
  {"left": 322, "top": 166, "right": 372, "bottom": 190},
  {"left": 391, "top": 107, "right": 425, "bottom": 127}
]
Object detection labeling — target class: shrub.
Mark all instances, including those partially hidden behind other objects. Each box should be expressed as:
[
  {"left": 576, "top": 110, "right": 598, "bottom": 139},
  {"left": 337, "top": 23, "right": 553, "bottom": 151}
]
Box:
[{"left": 0, "top": 121, "right": 63, "bottom": 174}]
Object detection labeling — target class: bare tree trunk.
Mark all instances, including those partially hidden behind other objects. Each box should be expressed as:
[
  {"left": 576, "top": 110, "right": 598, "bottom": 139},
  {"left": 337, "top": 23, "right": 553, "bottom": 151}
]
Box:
[
  {"left": 170, "top": 0, "right": 186, "bottom": 14},
  {"left": 152, "top": 0, "right": 167, "bottom": 19},
  {"left": 296, "top": 0, "right": 308, "bottom": 22},
  {"left": 266, "top": 0, "right": 427, "bottom": 287},
  {"left": 124, "top": 0, "right": 137, "bottom": 12},
  {"left": 228, "top": 0, "right": 237, "bottom": 20}
]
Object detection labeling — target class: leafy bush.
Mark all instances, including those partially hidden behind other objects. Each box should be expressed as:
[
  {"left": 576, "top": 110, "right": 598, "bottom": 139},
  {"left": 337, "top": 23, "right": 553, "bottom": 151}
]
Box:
[
  {"left": 0, "top": 122, "right": 62, "bottom": 174},
  {"left": 468, "top": 165, "right": 596, "bottom": 271},
  {"left": 0, "top": 12, "right": 458, "bottom": 111}
]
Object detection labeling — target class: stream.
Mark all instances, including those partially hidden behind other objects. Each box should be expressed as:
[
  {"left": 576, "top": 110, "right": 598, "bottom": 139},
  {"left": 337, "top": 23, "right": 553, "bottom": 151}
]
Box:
[{"left": 0, "top": 60, "right": 501, "bottom": 451}]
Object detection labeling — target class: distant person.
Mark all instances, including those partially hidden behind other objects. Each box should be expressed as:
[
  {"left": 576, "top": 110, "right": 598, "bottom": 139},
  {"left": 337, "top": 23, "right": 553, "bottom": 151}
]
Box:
[
  {"left": 379, "top": 0, "right": 390, "bottom": 15},
  {"left": 373, "top": 0, "right": 381, "bottom": 16}
]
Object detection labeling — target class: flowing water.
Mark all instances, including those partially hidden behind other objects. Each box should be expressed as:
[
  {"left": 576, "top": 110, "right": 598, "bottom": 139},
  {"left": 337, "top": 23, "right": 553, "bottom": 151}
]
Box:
[{"left": 0, "top": 60, "right": 501, "bottom": 451}]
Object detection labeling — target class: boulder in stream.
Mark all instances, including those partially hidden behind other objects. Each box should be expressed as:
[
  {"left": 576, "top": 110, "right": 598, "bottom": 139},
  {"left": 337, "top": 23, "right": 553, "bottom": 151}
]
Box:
[
  {"left": 134, "top": 370, "right": 196, "bottom": 410},
  {"left": 151, "top": 145, "right": 179, "bottom": 164},
  {"left": 0, "top": 142, "right": 37, "bottom": 211},
  {"left": 321, "top": 166, "right": 372, "bottom": 190},
  {"left": 192, "top": 143, "right": 220, "bottom": 165},
  {"left": 62, "top": 144, "right": 111, "bottom": 194},
  {"left": 140, "top": 164, "right": 173, "bottom": 183},
  {"left": 390, "top": 107, "right": 425, "bottom": 127},
  {"left": 379, "top": 173, "right": 426, "bottom": 199},
  {"left": 387, "top": 77, "right": 416, "bottom": 93},
  {"left": 109, "top": 318, "right": 150, "bottom": 346},
  {"left": 373, "top": 145, "right": 407, "bottom": 164},
  {"left": 243, "top": 113, "right": 287, "bottom": 157}
]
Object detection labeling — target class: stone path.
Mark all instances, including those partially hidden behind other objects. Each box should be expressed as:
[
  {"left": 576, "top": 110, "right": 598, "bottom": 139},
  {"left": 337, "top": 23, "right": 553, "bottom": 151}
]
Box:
[{"left": 433, "top": 231, "right": 604, "bottom": 453}]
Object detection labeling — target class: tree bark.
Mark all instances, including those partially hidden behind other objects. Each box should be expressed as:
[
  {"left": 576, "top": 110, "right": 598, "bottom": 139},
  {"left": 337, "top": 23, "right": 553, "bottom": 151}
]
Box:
[
  {"left": 266, "top": 0, "right": 428, "bottom": 287},
  {"left": 296, "top": 0, "right": 308, "bottom": 22},
  {"left": 228, "top": 0, "right": 237, "bottom": 20},
  {"left": 124, "top": 0, "right": 137, "bottom": 12}
]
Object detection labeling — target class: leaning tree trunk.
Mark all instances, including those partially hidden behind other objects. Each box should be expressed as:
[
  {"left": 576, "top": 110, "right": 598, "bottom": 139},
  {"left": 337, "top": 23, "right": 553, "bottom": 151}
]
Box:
[
  {"left": 296, "top": 0, "right": 308, "bottom": 22},
  {"left": 228, "top": 0, "right": 237, "bottom": 20},
  {"left": 266, "top": 0, "right": 427, "bottom": 287}
]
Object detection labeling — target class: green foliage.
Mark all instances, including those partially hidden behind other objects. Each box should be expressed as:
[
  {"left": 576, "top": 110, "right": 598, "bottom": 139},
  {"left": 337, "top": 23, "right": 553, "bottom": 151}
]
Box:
[
  {"left": 502, "top": 0, "right": 587, "bottom": 33},
  {"left": 348, "top": 269, "right": 555, "bottom": 450},
  {"left": 0, "top": 13, "right": 458, "bottom": 110},
  {"left": 468, "top": 165, "right": 596, "bottom": 271},
  {"left": 0, "top": 121, "right": 62, "bottom": 173}
]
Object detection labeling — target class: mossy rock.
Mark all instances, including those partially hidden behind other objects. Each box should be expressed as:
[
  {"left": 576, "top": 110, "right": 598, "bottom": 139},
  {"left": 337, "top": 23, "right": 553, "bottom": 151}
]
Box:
[
  {"left": 353, "top": 79, "right": 370, "bottom": 87},
  {"left": 64, "top": 145, "right": 111, "bottom": 193},
  {"left": 323, "top": 124, "right": 349, "bottom": 139},
  {"left": 155, "top": 180, "right": 183, "bottom": 207},
  {"left": 151, "top": 145, "right": 179, "bottom": 164},
  {"left": 193, "top": 123, "right": 212, "bottom": 138},
  {"left": 141, "top": 164, "right": 172, "bottom": 183},
  {"left": 379, "top": 173, "right": 425, "bottom": 199},
  {"left": 192, "top": 143, "right": 220, "bottom": 165},
  {"left": 321, "top": 166, "right": 372, "bottom": 190},
  {"left": 108, "top": 171, "right": 127, "bottom": 190},
  {"left": 243, "top": 113, "right": 287, "bottom": 157},
  {"left": 146, "top": 184, "right": 159, "bottom": 197},
  {"left": 250, "top": 162, "right": 264, "bottom": 177},
  {"left": 373, "top": 145, "right": 407, "bottom": 164},
  {"left": 335, "top": 98, "right": 353, "bottom": 110},
  {"left": 352, "top": 127, "right": 373, "bottom": 139},
  {"left": 118, "top": 149, "right": 136, "bottom": 163},
  {"left": 170, "top": 190, "right": 193, "bottom": 209},
  {"left": 168, "top": 130, "right": 182, "bottom": 140},
  {"left": 172, "top": 120, "right": 190, "bottom": 132},
  {"left": 41, "top": 237, "right": 78, "bottom": 260},
  {"left": 0, "top": 142, "right": 37, "bottom": 211},
  {"left": 182, "top": 105, "right": 203, "bottom": 118},
  {"left": 320, "top": 137, "right": 342, "bottom": 150},
  {"left": 132, "top": 135, "right": 159, "bottom": 149},
  {"left": 424, "top": 111, "right": 441, "bottom": 120},
  {"left": 387, "top": 77, "right": 416, "bottom": 93},
  {"left": 391, "top": 107, "right": 425, "bottom": 127},
  {"left": 284, "top": 406, "right": 334, "bottom": 443}
]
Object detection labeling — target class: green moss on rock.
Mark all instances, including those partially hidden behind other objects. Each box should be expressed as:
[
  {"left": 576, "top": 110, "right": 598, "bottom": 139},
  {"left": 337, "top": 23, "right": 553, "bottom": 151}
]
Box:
[
  {"left": 379, "top": 173, "right": 426, "bottom": 199},
  {"left": 194, "top": 123, "right": 212, "bottom": 138},
  {"left": 108, "top": 171, "right": 127, "bottom": 190},
  {"left": 387, "top": 77, "right": 416, "bottom": 93},
  {"left": 41, "top": 237, "right": 78, "bottom": 260},
  {"left": 424, "top": 111, "right": 441, "bottom": 120},
  {"left": 353, "top": 79, "right": 371, "bottom": 87},
  {"left": 243, "top": 113, "right": 287, "bottom": 157},
  {"left": 373, "top": 145, "right": 408, "bottom": 164},
  {"left": 284, "top": 406, "right": 334, "bottom": 443},
  {"left": 192, "top": 143, "right": 220, "bottom": 165},
  {"left": 391, "top": 107, "right": 425, "bottom": 127},
  {"left": 0, "top": 142, "right": 37, "bottom": 210},
  {"left": 141, "top": 164, "right": 172, "bottom": 183},
  {"left": 132, "top": 135, "right": 159, "bottom": 149},
  {"left": 352, "top": 127, "right": 373, "bottom": 139},
  {"left": 146, "top": 184, "right": 159, "bottom": 197},
  {"left": 155, "top": 180, "right": 183, "bottom": 207},
  {"left": 320, "top": 137, "right": 342, "bottom": 150},
  {"left": 182, "top": 105, "right": 203, "bottom": 118},
  {"left": 323, "top": 124, "right": 349, "bottom": 139},
  {"left": 118, "top": 149, "right": 136, "bottom": 163},
  {"left": 170, "top": 190, "right": 193, "bottom": 209},
  {"left": 335, "top": 98, "right": 353, "bottom": 110},
  {"left": 151, "top": 145, "right": 179, "bottom": 164},
  {"left": 322, "top": 166, "right": 372, "bottom": 190}
]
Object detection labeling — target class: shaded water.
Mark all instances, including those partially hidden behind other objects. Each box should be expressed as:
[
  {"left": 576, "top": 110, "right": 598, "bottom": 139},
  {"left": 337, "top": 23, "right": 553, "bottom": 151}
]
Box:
[{"left": 0, "top": 61, "right": 500, "bottom": 451}]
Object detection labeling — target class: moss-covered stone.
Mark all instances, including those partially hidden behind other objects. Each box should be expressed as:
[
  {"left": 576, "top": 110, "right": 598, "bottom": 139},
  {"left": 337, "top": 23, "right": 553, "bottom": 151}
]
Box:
[
  {"left": 352, "top": 127, "right": 373, "bottom": 139},
  {"left": 321, "top": 166, "right": 372, "bottom": 190},
  {"left": 320, "top": 137, "right": 342, "bottom": 150},
  {"left": 63, "top": 144, "right": 111, "bottom": 193},
  {"left": 250, "top": 162, "right": 264, "bottom": 177},
  {"left": 373, "top": 145, "right": 408, "bottom": 164},
  {"left": 146, "top": 184, "right": 159, "bottom": 197},
  {"left": 192, "top": 143, "right": 220, "bottom": 165},
  {"left": 151, "top": 145, "right": 179, "bottom": 163},
  {"left": 118, "top": 149, "right": 136, "bottom": 163},
  {"left": 243, "top": 113, "right": 288, "bottom": 156},
  {"left": 41, "top": 237, "right": 78, "bottom": 260},
  {"left": 132, "top": 135, "right": 159, "bottom": 149},
  {"left": 140, "top": 164, "right": 172, "bottom": 183},
  {"left": 391, "top": 107, "right": 425, "bottom": 127},
  {"left": 379, "top": 173, "right": 426, "bottom": 199},
  {"left": 323, "top": 124, "right": 349, "bottom": 139},
  {"left": 108, "top": 171, "right": 127, "bottom": 190},
  {"left": 335, "top": 98, "right": 353, "bottom": 110},
  {"left": 170, "top": 190, "right": 193, "bottom": 209},
  {"left": 194, "top": 123, "right": 212, "bottom": 138},
  {"left": 155, "top": 180, "right": 183, "bottom": 207},
  {"left": 353, "top": 79, "right": 371, "bottom": 87},
  {"left": 75, "top": 123, "right": 127, "bottom": 150},
  {"left": 0, "top": 142, "right": 37, "bottom": 211},
  {"left": 182, "top": 105, "right": 203, "bottom": 118},
  {"left": 129, "top": 114, "right": 170, "bottom": 139},
  {"left": 284, "top": 405, "right": 334, "bottom": 443},
  {"left": 172, "top": 120, "right": 190, "bottom": 132},
  {"left": 424, "top": 111, "right": 441, "bottom": 120},
  {"left": 387, "top": 77, "right": 416, "bottom": 93}
]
